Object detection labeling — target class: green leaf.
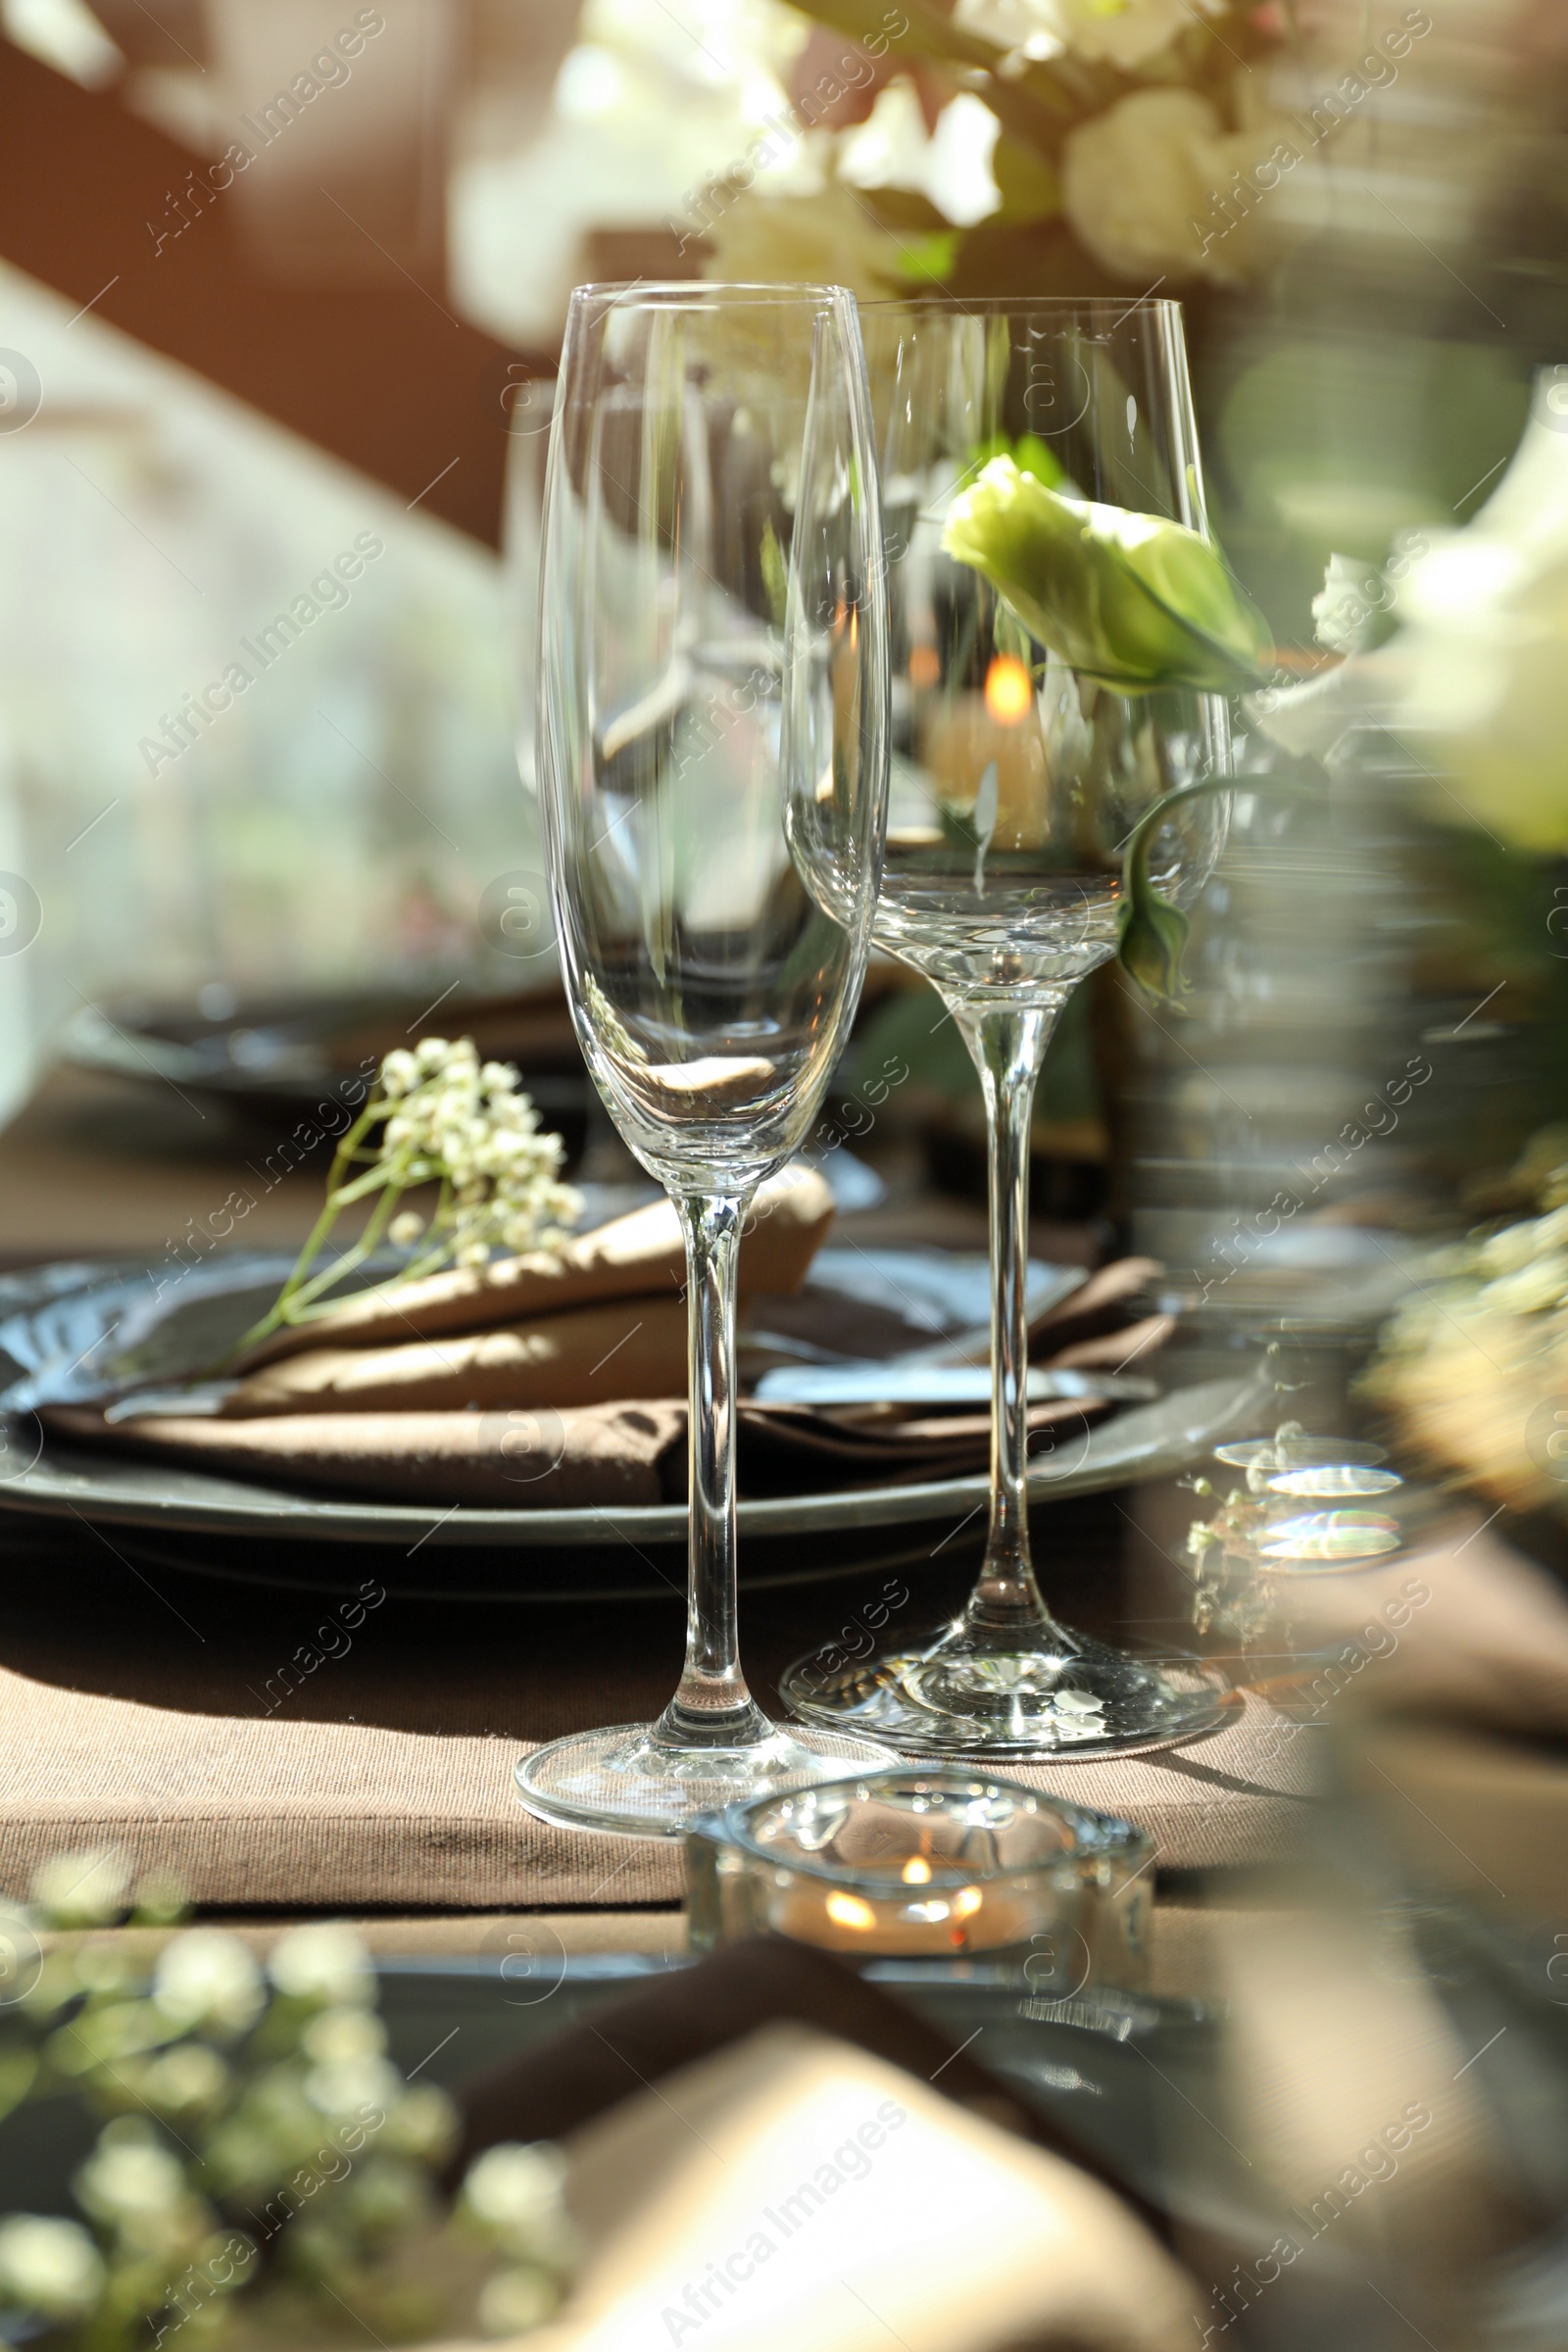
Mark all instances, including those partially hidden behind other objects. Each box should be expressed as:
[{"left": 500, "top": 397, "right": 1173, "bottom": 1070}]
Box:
[
  {"left": 942, "top": 456, "right": 1272, "bottom": 694},
  {"left": 990, "top": 134, "right": 1059, "bottom": 224},
  {"left": 969, "top": 432, "right": 1065, "bottom": 490},
  {"left": 896, "top": 229, "right": 961, "bottom": 286},
  {"left": 759, "top": 518, "right": 787, "bottom": 628}
]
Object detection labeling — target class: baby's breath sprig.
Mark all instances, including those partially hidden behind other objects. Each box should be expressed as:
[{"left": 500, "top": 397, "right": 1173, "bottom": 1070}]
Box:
[
  {"left": 0, "top": 1849, "right": 578, "bottom": 2348},
  {"left": 237, "top": 1037, "right": 581, "bottom": 1355}
]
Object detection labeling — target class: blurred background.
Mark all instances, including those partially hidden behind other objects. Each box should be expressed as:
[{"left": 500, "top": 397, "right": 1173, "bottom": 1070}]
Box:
[{"left": 0, "top": 0, "right": 1565, "bottom": 1313}]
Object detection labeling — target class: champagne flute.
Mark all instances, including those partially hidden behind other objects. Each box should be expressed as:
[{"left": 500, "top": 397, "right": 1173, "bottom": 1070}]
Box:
[
  {"left": 782, "top": 297, "right": 1234, "bottom": 1756},
  {"left": 515, "top": 283, "right": 894, "bottom": 1837}
]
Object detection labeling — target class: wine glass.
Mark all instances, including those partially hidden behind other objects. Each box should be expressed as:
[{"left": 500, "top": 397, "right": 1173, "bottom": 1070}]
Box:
[
  {"left": 515, "top": 283, "right": 894, "bottom": 1837},
  {"left": 781, "top": 297, "right": 1234, "bottom": 1756}
]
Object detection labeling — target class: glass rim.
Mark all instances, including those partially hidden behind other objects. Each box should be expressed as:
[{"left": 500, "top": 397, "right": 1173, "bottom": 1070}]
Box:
[
  {"left": 859, "top": 292, "right": 1185, "bottom": 319},
  {"left": 688, "top": 1767, "right": 1151, "bottom": 1886},
  {"left": 567, "top": 278, "right": 858, "bottom": 311}
]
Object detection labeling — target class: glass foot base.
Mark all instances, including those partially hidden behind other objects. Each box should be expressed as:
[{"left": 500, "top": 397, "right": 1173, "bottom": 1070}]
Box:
[
  {"left": 514, "top": 1720, "right": 897, "bottom": 1839},
  {"left": 780, "top": 1624, "right": 1235, "bottom": 1759}
]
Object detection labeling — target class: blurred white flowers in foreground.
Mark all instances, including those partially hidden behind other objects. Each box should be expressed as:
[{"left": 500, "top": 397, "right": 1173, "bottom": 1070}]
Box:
[
  {"left": 1256, "top": 372, "right": 1568, "bottom": 853},
  {"left": 0, "top": 1851, "right": 579, "bottom": 2347},
  {"left": 954, "top": 0, "right": 1215, "bottom": 70}
]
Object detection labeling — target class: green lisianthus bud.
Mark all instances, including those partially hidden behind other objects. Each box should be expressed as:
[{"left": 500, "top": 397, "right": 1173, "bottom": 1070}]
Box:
[
  {"left": 1115, "top": 775, "right": 1232, "bottom": 1005},
  {"left": 942, "top": 457, "right": 1271, "bottom": 694},
  {"left": 1116, "top": 863, "right": 1191, "bottom": 1005}
]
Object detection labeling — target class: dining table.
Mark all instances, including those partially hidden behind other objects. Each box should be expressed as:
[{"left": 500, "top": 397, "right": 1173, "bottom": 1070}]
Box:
[{"left": 0, "top": 1060, "right": 1319, "bottom": 1999}]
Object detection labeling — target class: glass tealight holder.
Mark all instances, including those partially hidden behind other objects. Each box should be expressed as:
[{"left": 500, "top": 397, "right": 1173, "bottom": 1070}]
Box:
[{"left": 685, "top": 1768, "right": 1152, "bottom": 1992}]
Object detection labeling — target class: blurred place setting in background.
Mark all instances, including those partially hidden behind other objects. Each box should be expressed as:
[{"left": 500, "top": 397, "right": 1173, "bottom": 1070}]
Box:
[{"left": 0, "top": 0, "right": 1567, "bottom": 2347}]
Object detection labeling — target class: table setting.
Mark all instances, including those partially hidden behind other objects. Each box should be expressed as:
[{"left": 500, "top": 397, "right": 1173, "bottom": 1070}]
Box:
[
  {"left": 0, "top": 282, "right": 1288, "bottom": 1824},
  {"left": 4, "top": 252, "right": 1568, "bottom": 2352}
]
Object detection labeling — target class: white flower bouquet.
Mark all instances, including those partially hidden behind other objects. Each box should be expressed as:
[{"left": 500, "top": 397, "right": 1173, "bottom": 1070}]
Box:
[{"left": 694, "top": 0, "right": 1312, "bottom": 299}]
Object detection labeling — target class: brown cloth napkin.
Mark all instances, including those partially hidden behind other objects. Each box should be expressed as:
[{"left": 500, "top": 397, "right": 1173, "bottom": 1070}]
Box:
[
  {"left": 491, "top": 2024, "right": 1202, "bottom": 2352},
  {"left": 41, "top": 1262, "right": 1162, "bottom": 1508},
  {"left": 446, "top": 1935, "right": 1151, "bottom": 2224},
  {"left": 38, "top": 1396, "right": 1108, "bottom": 1508},
  {"left": 233, "top": 1163, "right": 838, "bottom": 1372},
  {"left": 222, "top": 1298, "right": 694, "bottom": 1418}
]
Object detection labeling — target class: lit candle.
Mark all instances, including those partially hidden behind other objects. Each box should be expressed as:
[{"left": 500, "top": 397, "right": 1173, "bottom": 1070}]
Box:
[{"left": 685, "top": 1768, "right": 1153, "bottom": 1989}]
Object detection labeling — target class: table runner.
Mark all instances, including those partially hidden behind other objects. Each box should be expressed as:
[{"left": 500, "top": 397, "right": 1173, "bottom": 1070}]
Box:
[{"left": 0, "top": 1512, "right": 1316, "bottom": 1907}]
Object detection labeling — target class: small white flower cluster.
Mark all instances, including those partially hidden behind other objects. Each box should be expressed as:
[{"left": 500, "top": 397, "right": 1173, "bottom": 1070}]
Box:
[
  {"left": 461, "top": 2140, "right": 580, "bottom": 2336},
  {"left": 0, "top": 1854, "right": 578, "bottom": 2345},
  {"left": 0, "top": 2215, "right": 104, "bottom": 2324},
  {"left": 374, "top": 1036, "right": 581, "bottom": 1270}
]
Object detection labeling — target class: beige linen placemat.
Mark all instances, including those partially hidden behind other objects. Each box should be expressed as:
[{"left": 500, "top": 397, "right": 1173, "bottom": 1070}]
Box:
[{"left": 0, "top": 1516, "right": 1315, "bottom": 1907}]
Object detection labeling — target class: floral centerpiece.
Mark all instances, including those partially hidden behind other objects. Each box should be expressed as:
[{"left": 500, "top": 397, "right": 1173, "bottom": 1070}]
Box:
[{"left": 674, "top": 0, "right": 1421, "bottom": 302}]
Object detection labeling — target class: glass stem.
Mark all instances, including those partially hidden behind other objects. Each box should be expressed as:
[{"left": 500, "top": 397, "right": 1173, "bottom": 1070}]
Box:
[
  {"left": 659, "top": 1191, "right": 770, "bottom": 1750},
  {"left": 952, "top": 996, "right": 1072, "bottom": 1642}
]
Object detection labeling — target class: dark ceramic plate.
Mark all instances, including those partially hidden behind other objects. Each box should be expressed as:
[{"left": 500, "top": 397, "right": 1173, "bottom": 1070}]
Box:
[
  {"left": 60, "top": 986, "right": 593, "bottom": 1163},
  {"left": 0, "top": 1254, "right": 1269, "bottom": 1597}
]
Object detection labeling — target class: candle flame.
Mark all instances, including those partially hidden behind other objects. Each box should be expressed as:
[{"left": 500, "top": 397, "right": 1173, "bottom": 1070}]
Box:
[
  {"left": 901, "top": 1857, "right": 932, "bottom": 1885},
  {"left": 984, "top": 653, "right": 1032, "bottom": 725},
  {"left": 825, "top": 1891, "right": 877, "bottom": 1933},
  {"left": 951, "top": 1886, "right": 983, "bottom": 1921}
]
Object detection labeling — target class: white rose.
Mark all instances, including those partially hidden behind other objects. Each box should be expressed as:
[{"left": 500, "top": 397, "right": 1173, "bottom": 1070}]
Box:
[
  {"left": 704, "top": 185, "right": 907, "bottom": 304},
  {"left": 1062, "top": 87, "right": 1292, "bottom": 285},
  {"left": 956, "top": 0, "right": 1206, "bottom": 68}
]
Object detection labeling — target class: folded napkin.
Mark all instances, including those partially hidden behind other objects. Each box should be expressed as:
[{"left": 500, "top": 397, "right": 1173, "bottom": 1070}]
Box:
[
  {"left": 453, "top": 2019, "right": 1198, "bottom": 2352},
  {"left": 234, "top": 1163, "right": 837, "bottom": 1372},
  {"left": 236, "top": 2034, "right": 1200, "bottom": 2350},
  {"left": 220, "top": 1298, "right": 693, "bottom": 1418},
  {"left": 433, "top": 1935, "right": 1204, "bottom": 2349},
  {"left": 41, "top": 1196, "right": 1168, "bottom": 1508},
  {"left": 446, "top": 1932, "right": 1148, "bottom": 2219},
  {"left": 42, "top": 1397, "right": 691, "bottom": 1508},
  {"left": 40, "top": 1394, "right": 1107, "bottom": 1508}
]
